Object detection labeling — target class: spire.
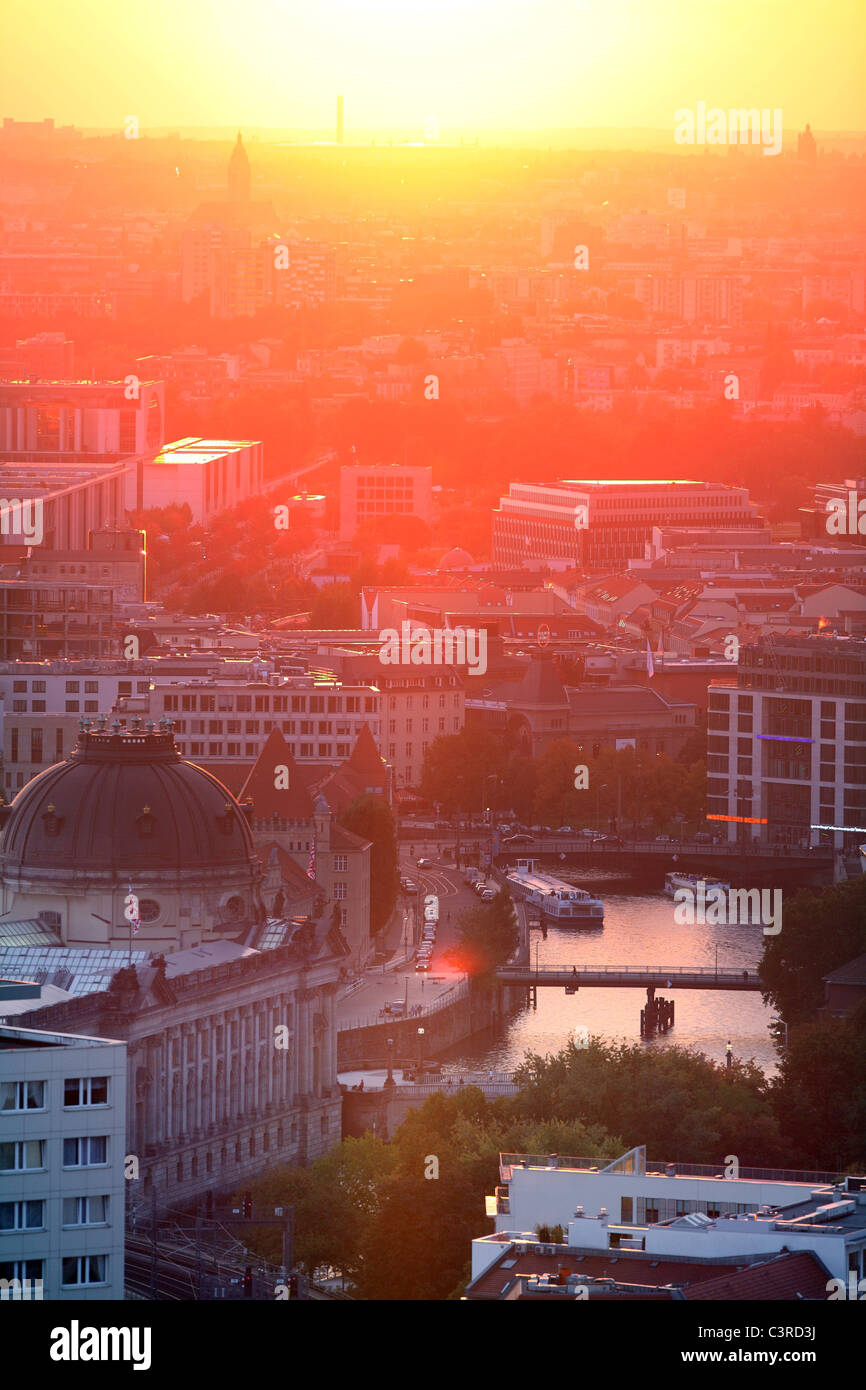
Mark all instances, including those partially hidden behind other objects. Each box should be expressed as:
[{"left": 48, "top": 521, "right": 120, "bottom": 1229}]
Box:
[{"left": 228, "top": 130, "right": 251, "bottom": 203}]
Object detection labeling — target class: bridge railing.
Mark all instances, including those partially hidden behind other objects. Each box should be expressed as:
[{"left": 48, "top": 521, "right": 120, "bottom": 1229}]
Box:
[{"left": 497, "top": 964, "right": 756, "bottom": 979}]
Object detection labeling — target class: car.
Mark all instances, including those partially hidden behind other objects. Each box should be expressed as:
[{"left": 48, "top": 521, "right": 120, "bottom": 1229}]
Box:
[
  {"left": 480, "top": 889, "right": 495, "bottom": 902},
  {"left": 578, "top": 828, "right": 598, "bottom": 838},
  {"left": 401, "top": 879, "right": 419, "bottom": 895},
  {"left": 502, "top": 832, "right": 534, "bottom": 844},
  {"left": 655, "top": 835, "right": 672, "bottom": 843},
  {"left": 557, "top": 825, "right": 574, "bottom": 835},
  {"left": 415, "top": 960, "right": 429, "bottom": 971},
  {"left": 417, "top": 857, "right": 432, "bottom": 868}
]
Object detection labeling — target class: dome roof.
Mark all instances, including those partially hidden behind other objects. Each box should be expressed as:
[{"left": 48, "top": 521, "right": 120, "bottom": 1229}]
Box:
[
  {"left": 1, "top": 726, "right": 257, "bottom": 878},
  {"left": 438, "top": 546, "right": 474, "bottom": 571}
]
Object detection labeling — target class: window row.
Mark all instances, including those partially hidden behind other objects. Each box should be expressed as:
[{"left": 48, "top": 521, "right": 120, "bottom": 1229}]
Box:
[{"left": 0, "top": 1077, "right": 109, "bottom": 1113}]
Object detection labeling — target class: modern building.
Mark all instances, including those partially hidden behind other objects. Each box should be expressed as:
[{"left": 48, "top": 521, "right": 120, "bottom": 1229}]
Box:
[
  {"left": 492, "top": 480, "right": 759, "bottom": 571},
  {"left": 0, "top": 721, "right": 267, "bottom": 948},
  {"left": 0, "top": 1023, "right": 127, "bottom": 1301},
  {"left": 135, "top": 436, "right": 264, "bottom": 524},
  {"left": 706, "top": 635, "right": 866, "bottom": 849},
  {"left": 339, "top": 464, "right": 433, "bottom": 541},
  {"left": 479, "top": 1146, "right": 866, "bottom": 1289},
  {"left": 0, "top": 379, "right": 164, "bottom": 458},
  {"left": 0, "top": 580, "right": 117, "bottom": 661}
]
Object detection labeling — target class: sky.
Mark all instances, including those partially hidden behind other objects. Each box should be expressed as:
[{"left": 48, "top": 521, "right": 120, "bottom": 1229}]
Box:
[{"left": 3, "top": 0, "right": 865, "bottom": 137}]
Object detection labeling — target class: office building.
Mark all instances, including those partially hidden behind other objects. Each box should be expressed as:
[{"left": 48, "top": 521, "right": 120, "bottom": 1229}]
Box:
[
  {"left": 492, "top": 479, "right": 759, "bottom": 571},
  {"left": 706, "top": 635, "right": 866, "bottom": 849},
  {"left": 339, "top": 464, "right": 433, "bottom": 541}
]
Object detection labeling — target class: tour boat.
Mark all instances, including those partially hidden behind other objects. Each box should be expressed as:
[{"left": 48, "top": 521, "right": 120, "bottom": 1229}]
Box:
[
  {"left": 506, "top": 859, "right": 604, "bottom": 923},
  {"left": 664, "top": 871, "right": 731, "bottom": 897}
]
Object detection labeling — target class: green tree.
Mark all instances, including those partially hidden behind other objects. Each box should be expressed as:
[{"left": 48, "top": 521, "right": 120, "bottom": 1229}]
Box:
[
  {"left": 770, "top": 1003, "right": 866, "bottom": 1173},
  {"left": 338, "top": 795, "right": 400, "bottom": 936},
  {"left": 445, "top": 889, "right": 518, "bottom": 980},
  {"left": 420, "top": 727, "right": 508, "bottom": 814},
  {"left": 759, "top": 876, "right": 866, "bottom": 1024}
]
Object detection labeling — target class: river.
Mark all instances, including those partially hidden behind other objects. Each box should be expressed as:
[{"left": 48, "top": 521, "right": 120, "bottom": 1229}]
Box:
[{"left": 440, "top": 870, "right": 779, "bottom": 1077}]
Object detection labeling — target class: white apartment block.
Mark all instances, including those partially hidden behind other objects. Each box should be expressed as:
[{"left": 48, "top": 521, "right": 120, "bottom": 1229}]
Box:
[
  {"left": 0, "top": 1024, "right": 127, "bottom": 1301},
  {"left": 480, "top": 1147, "right": 866, "bottom": 1287}
]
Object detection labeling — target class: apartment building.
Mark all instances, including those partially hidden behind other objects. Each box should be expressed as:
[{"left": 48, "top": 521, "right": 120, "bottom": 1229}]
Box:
[
  {"left": 0, "top": 1024, "right": 126, "bottom": 1301},
  {"left": 493, "top": 479, "right": 759, "bottom": 571},
  {"left": 706, "top": 635, "right": 866, "bottom": 849},
  {"left": 0, "top": 379, "right": 164, "bottom": 458},
  {"left": 335, "top": 654, "right": 465, "bottom": 791}
]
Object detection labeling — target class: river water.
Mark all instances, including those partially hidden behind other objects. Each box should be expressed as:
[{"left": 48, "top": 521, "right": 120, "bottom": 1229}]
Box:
[{"left": 441, "top": 870, "right": 778, "bottom": 1077}]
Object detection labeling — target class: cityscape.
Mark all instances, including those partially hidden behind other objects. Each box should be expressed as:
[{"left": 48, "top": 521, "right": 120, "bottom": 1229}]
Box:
[{"left": 0, "top": 0, "right": 864, "bottom": 1358}]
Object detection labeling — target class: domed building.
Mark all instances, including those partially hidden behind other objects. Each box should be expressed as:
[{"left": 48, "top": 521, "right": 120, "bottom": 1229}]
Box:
[{"left": 0, "top": 718, "right": 265, "bottom": 948}]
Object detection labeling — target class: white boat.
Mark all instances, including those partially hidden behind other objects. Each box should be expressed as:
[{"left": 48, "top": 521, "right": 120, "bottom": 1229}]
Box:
[
  {"left": 506, "top": 859, "right": 604, "bottom": 923},
  {"left": 664, "top": 871, "right": 730, "bottom": 897}
]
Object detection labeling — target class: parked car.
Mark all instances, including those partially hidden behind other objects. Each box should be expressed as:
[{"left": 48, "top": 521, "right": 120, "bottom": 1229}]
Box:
[
  {"left": 401, "top": 879, "right": 419, "bottom": 895},
  {"left": 578, "top": 828, "right": 598, "bottom": 838},
  {"left": 557, "top": 825, "right": 574, "bottom": 835}
]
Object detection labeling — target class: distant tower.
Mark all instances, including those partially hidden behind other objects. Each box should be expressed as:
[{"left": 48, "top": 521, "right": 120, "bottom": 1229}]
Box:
[
  {"left": 228, "top": 131, "right": 251, "bottom": 202},
  {"left": 797, "top": 123, "right": 817, "bottom": 165},
  {"left": 336, "top": 95, "right": 344, "bottom": 144}
]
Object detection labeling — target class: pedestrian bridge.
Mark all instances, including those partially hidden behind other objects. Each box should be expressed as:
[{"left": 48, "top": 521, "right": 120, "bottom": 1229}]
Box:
[{"left": 495, "top": 964, "right": 763, "bottom": 992}]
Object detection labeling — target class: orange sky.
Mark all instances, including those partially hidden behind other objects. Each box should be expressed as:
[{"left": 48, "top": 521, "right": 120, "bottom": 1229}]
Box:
[{"left": 3, "top": 0, "right": 865, "bottom": 136}]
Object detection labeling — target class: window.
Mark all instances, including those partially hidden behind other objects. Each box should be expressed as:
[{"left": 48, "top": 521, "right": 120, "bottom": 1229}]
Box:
[
  {"left": 0, "top": 1200, "right": 44, "bottom": 1232},
  {"left": 62, "top": 1195, "right": 109, "bottom": 1227},
  {"left": 0, "top": 1080, "right": 45, "bottom": 1112},
  {"left": 65, "top": 700, "right": 79, "bottom": 713},
  {"left": 64, "top": 1076, "right": 109, "bottom": 1108},
  {"left": 65, "top": 680, "right": 80, "bottom": 693},
  {"left": 333, "top": 854, "right": 348, "bottom": 872},
  {"left": 62, "top": 1255, "right": 107, "bottom": 1287},
  {"left": 63, "top": 1136, "right": 107, "bottom": 1167},
  {"left": 0, "top": 1140, "right": 44, "bottom": 1171},
  {"left": 334, "top": 882, "right": 347, "bottom": 900},
  {"left": 84, "top": 680, "right": 98, "bottom": 694},
  {"left": 0, "top": 1259, "right": 43, "bottom": 1287}
]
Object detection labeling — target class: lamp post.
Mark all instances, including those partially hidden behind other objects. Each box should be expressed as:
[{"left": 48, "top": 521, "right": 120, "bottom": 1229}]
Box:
[
  {"left": 417, "top": 1027, "right": 425, "bottom": 1074},
  {"left": 385, "top": 1036, "right": 395, "bottom": 1088},
  {"left": 725, "top": 1038, "right": 733, "bottom": 1071}
]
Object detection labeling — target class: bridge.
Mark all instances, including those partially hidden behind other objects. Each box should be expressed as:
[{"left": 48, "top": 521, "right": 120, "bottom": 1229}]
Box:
[
  {"left": 500, "top": 837, "right": 832, "bottom": 883},
  {"left": 496, "top": 963, "right": 764, "bottom": 1036},
  {"left": 495, "top": 964, "right": 763, "bottom": 992}
]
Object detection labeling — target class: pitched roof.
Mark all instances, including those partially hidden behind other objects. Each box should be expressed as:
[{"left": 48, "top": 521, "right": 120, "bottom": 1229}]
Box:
[
  {"left": 514, "top": 656, "right": 569, "bottom": 708},
  {"left": 346, "top": 722, "right": 387, "bottom": 779},
  {"left": 238, "top": 729, "right": 314, "bottom": 820},
  {"left": 682, "top": 1250, "right": 831, "bottom": 1301}
]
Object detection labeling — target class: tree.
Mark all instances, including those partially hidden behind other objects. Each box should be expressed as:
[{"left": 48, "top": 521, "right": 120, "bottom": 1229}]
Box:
[
  {"left": 759, "top": 877, "right": 866, "bottom": 1024},
  {"left": 337, "top": 795, "right": 399, "bottom": 936},
  {"left": 770, "top": 1003, "right": 866, "bottom": 1173},
  {"left": 445, "top": 889, "right": 518, "bottom": 980},
  {"left": 420, "top": 727, "right": 508, "bottom": 814}
]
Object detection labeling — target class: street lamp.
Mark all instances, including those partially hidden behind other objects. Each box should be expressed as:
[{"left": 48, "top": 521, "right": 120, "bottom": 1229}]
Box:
[
  {"left": 725, "top": 1039, "right": 733, "bottom": 1071},
  {"left": 770, "top": 1016, "right": 789, "bottom": 1050},
  {"left": 385, "top": 1036, "right": 395, "bottom": 1088},
  {"left": 417, "top": 1026, "right": 425, "bottom": 1073}
]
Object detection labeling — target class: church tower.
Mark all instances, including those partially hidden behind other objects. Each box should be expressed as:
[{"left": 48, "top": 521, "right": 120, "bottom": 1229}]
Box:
[{"left": 227, "top": 131, "right": 251, "bottom": 203}]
